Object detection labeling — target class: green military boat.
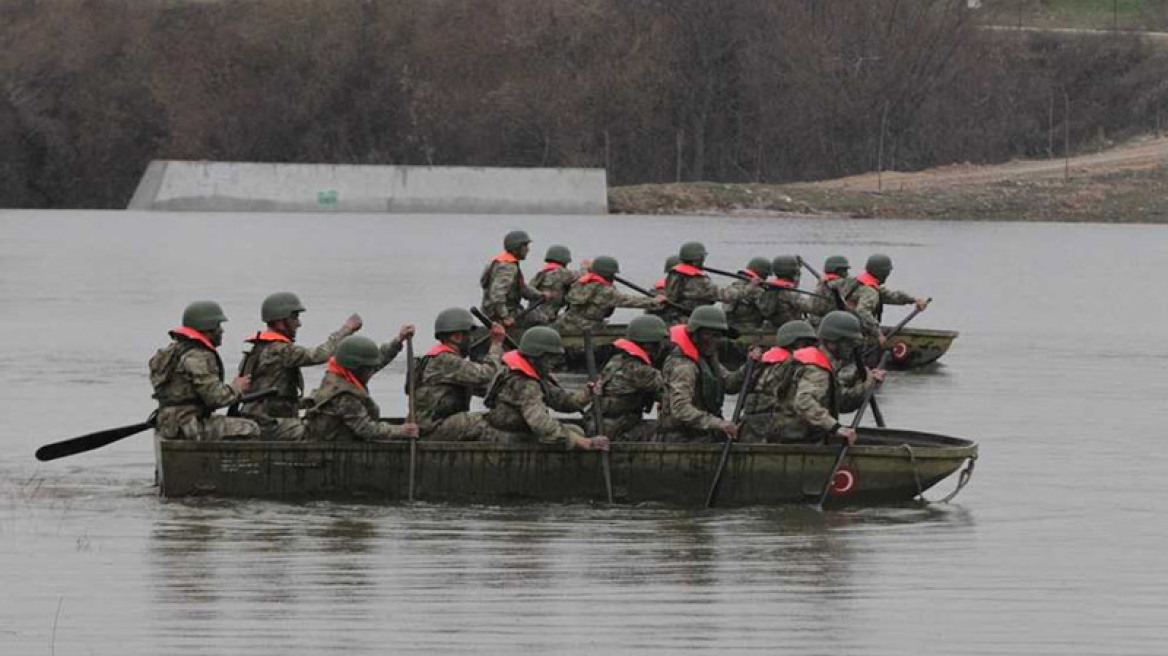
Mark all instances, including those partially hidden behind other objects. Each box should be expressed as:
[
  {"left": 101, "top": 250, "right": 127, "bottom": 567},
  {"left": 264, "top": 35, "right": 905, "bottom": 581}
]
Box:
[{"left": 156, "top": 427, "right": 976, "bottom": 506}]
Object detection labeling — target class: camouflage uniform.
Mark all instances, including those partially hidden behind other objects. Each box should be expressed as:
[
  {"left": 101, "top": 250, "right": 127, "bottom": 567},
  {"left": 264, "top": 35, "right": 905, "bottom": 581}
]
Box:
[
  {"left": 595, "top": 340, "right": 663, "bottom": 442},
  {"left": 656, "top": 327, "right": 747, "bottom": 442},
  {"left": 722, "top": 275, "right": 768, "bottom": 332},
  {"left": 480, "top": 254, "right": 542, "bottom": 323},
  {"left": 758, "top": 280, "right": 817, "bottom": 328},
  {"left": 525, "top": 263, "right": 580, "bottom": 326},
  {"left": 302, "top": 370, "right": 411, "bottom": 442},
  {"left": 662, "top": 267, "right": 749, "bottom": 324},
  {"left": 484, "top": 352, "right": 590, "bottom": 447},
  {"left": 413, "top": 340, "right": 504, "bottom": 441},
  {"left": 782, "top": 346, "right": 874, "bottom": 444},
  {"left": 554, "top": 276, "right": 661, "bottom": 334},
  {"left": 739, "top": 347, "right": 800, "bottom": 443},
  {"left": 149, "top": 330, "right": 259, "bottom": 441},
  {"left": 840, "top": 274, "right": 917, "bottom": 338},
  {"left": 807, "top": 275, "right": 849, "bottom": 323}
]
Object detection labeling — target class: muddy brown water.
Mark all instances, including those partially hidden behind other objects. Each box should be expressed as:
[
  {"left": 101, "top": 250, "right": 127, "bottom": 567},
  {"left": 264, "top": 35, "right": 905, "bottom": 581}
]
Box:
[{"left": 1, "top": 211, "right": 1165, "bottom": 654}]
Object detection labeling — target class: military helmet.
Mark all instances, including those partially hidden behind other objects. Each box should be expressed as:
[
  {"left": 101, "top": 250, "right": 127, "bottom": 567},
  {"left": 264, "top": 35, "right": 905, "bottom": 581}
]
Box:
[
  {"left": 591, "top": 255, "right": 620, "bottom": 278},
  {"left": 824, "top": 255, "right": 850, "bottom": 275},
  {"left": 818, "top": 311, "right": 863, "bottom": 342},
  {"left": 518, "top": 326, "right": 565, "bottom": 357},
  {"left": 771, "top": 255, "right": 801, "bottom": 279},
  {"left": 746, "top": 257, "right": 772, "bottom": 278},
  {"left": 866, "top": 253, "right": 893, "bottom": 279},
  {"left": 182, "top": 300, "right": 228, "bottom": 331},
  {"left": 678, "top": 241, "right": 708, "bottom": 264},
  {"left": 544, "top": 244, "right": 572, "bottom": 265},
  {"left": 687, "top": 305, "right": 730, "bottom": 333},
  {"left": 664, "top": 254, "right": 681, "bottom": 272},
  {"left": 335, "top": 335, "right": 382, "bottom": 369},
  {"left": 504, "top": 230, "right": 532, "bottom": 252},
  {"left": 434, "top": 307, "right": 476, "bottom": 337},
  {"left": 261, "top": 291, "right": 306, "bottom": 323},
  {"left": 626, "top": 315, "right": 669, "bottom": 343},
  {"left": 776, "top": 320, "right": 818, "bottom": 347}
]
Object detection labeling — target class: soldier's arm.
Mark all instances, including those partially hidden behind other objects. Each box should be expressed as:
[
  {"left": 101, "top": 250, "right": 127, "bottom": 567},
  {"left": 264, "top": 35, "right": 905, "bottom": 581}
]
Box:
[
  {"left": 664, "top": 362, "right": 724, "bottom": 431},
  {"left": 632, "top": 364, "right": 665, "bottom": 398},
  {"left": 544, "top": 379, "right": 589, "bottom": 412},
  {"left": 717, "top": 279, "right": 751, "bottom": 304},
  {"left": 611, "top": 287, "right": 662, "bottom": 310},
  {"left": 280, "top": 325, "right": 356, "bottom": 367},
  {"left": 836, "top": 366, "right": 874, "bottom": 413},
  {"left": 436, "top": 353, "right": 501, "bottom": 388},
  {"left": 184, "top": 351, "right": 241, "bottom": 409},
  {"left": 792, "top": 367, "right": 839, "bottom": 431},
  {"left": 719, "top": 359, "right": 749, "bottom": 394},
  {"left": 514, "top": 380, "right": 575, "bottom": 445},
  {"left": 879, "top": 286, "right": 918, "bottom": 306},
  {"left": 373, "top": 339, "right": 405, "bottom": 373},
  {"left": 852, "top": 287, "right": 882, "bottom": 336},
  {"left": 334, "top": 394, "right": 409, "bottom": 441}
]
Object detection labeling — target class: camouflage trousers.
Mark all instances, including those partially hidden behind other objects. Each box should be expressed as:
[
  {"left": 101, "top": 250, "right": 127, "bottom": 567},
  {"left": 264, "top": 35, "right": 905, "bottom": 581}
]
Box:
[
  {"left": 740, "top": 413, "right": 819, "bottom": 444},
  {"left": 422, "top": 412, "right": 494, "bottom": 442},
  {"left": 157, "top": 409, "right": 261, "bottom": 441},
  {"left": 480, "top": 422, "right": 585, "bottom": 447},
  {"left": 593, "top": 415, "right": 657, "bottom": 442},
  {"left": 260, "top": 417, "right": 306, "bottom": 441},
  {"left": 653, "top": 421, "right": 723, "bottom": 443}
]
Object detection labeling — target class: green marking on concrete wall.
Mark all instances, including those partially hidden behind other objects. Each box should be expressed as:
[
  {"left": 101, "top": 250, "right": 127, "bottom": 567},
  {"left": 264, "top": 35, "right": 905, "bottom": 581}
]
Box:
[{"left": 317, "top": 189, "right": 338, "bottom": 207}]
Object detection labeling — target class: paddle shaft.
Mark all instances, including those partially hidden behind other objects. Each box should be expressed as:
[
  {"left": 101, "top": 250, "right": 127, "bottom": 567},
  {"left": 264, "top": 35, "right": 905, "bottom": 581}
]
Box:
[
  {"left": 863, "top": 297, "right": 931, "bottom": 359},
  {"left": 705, "top": 344, "right": 760, "bottom": 508},
  {"left": 852, "top": 346, "right": 887, "bottom": 429},
  {"left": 468, "top": 300, "right": 546, "bottom": 350},
  {"left": 797, "top": 257, "right": 849, "bottom": 310},
  {"left": 703, "top": 265, "right": 828, "bottom": 301},
  {"left": 583, "top": 330, "right": 613, "bottom": 504},
  {"left": 611, "top": 274, "right": 689, "bottom": 314},
  {"left": 406, "top": 336, "right": 417, "bottom": 502},
  {"left": 816, "top": 352, "right": 892, "bottom": 507}
]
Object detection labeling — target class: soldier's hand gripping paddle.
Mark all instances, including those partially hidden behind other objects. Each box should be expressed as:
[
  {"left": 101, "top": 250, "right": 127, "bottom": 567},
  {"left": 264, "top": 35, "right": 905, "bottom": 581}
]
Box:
[
  {"left": 815, "top": 352, "right": 892, "bottom": 509},
  {"left": 34, "top": 389, "right": 278, "bottom": 462},
  {"left": 583, "top": 330, "right": 613, "bottom": 505},
  {"left": 611, "top": 274, "right": 690, "bottom": 314}
]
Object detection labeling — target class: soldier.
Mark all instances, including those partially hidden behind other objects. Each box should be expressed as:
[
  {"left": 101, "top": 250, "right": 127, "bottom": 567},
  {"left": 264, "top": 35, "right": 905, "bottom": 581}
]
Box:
[
  {"left": 759, "top": 255, "right": 817, "bottom": 328},
  {"left": 654, "top": 255, "right": 681, "bottom": 292},
  {"left": 722, "top": 257, "right": 771, "bottom": 332},
  {"left": 553, "top": 256, "right": 664, "bottom": 333},
  {"left": 656, "top": 305, "right": 749, "bottom": 443},
  {"left": 236, "top": 292, "right": 363, "bottom": 440},
  {"left": 525, "top": 244, "right": 580, "bottom": 326},
  {"left": 412, "top": 307, "right": 506, "bottom": 441},
  {"left": 807, "top": 255, "right": 851, "bottom": 321},
  {"left": 739, "top": 320, "right": 818, "bottom": 443},
  {"left": 483, "top": 326, "right": 609, "bottom": 450},
  {"left": 661, "top": 241, "right": 757, "bottom": 324},
  {"left": 783, "top": 311, "right": 884, "bottom": 445},
  {"left": 302, "top": 335, "right": 419, "bottom": 442},
  {"left": 480, "top": 230, "right": 546, "bottom": 326},
  {"left": 840, "top": 254, "right": 930, "bottom": 345},
  {"left": 594, "top": 315, "right": 669, "bottom": 442},
  {"left": 148, "top": 301, "right": 259, "bottom": 441}
]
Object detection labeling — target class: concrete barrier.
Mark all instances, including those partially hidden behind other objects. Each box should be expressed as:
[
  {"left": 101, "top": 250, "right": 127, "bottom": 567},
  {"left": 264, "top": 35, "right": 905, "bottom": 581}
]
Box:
[{"left": 127, "top": 160, "right": 608, "bottom": 214}]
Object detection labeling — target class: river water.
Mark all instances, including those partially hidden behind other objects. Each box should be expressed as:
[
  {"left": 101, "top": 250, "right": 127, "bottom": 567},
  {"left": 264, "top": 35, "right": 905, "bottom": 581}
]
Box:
[{"left": 0, "top": 210, "right": 1164, "bottom": 654}]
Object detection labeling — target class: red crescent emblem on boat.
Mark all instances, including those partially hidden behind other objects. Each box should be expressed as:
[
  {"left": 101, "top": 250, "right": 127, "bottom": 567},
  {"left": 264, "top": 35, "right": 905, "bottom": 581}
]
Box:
[
  {"left": 891, "top": 341, "right": 910, "bottom": 362},
  {"left": 830, "top": 467, "right": 856, "bottom": 495}
]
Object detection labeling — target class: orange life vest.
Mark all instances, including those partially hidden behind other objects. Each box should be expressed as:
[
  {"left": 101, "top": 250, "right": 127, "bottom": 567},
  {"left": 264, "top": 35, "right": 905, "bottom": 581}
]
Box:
[
  {"left": 762, "top": 346, "right": 791, "bottom": 364},
  {"left": 426, "top": 343, "right": 459, "bottom": 357},
  {"left": 493, "top": 251, "right": 520, "bottom": 264},
  {"left": 577, "top": 272, "right": 612, "bottom": 287},
  {"left": 541, "top": 261, "right": 564, "bottom": 273},
  {"left": 613, "top": 338, "right": 652, "bottom": 365},
  {"left": 502, "top": 350, "right": 540, "bottom": 379},
  {"left": 170, "top": 326, "right": 217, "bottom": 351},
  {"left": 327, "top": 357, "right": 367, "bottom": 391},
  {"left": 246, "top": 330, "right": 292, "bottom": 344},
  {"left": 672, "top": 263, "right": 705, "bottom": 277},
  {"left": 793, "top": 346, "right": 833, "bottom": 371},
  {"left": 824, "top": 273, "right": 842, "bottom": 282},
  {"left": 856, "top": 271, "right": 881, "bottom": 288},
  {"left": 669, "top": 324, "right": 699, "bottom": 362}
]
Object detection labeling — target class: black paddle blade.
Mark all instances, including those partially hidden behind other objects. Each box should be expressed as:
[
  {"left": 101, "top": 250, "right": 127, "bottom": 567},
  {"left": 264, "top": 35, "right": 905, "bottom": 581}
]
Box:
[{"left": 35, "top": 420, "right": 154, "bottom": 462}]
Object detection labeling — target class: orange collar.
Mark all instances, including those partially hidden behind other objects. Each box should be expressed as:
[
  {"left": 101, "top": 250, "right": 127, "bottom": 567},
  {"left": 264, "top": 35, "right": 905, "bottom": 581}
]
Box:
[
  {"left": 577, "top": 272, "right": 612, "bottom": 287},
  {"left": 327, "top": 357, "right": 367, "bottom": 391},
  {"left": 768, "top": 277, "right": 796, "bottom": 288},
  {"left": 170, "top": 326, "right": 217, "bottom": 351},
  {"left": 493, "top": 251, "right": 520, "bottom": 264},
  {"left": 613, "top": 338, "right": 652, "bottom": 365},
  {"left": 856, "top": 271, "right": 881, "bottom": 288},
  {"left": 824, "top": 273, "right": 842, "bottom": 282},
  {"left": 742, "top": 269, "right": 763, "bottom": 280},
  {"left": 762, "top": 347, "right": 791, "bottom": 364},
  {"left": 542, "top": 262, "right": 564, "bottom": 272},
  {"left": 247, "top": 330, "right": 292, "bottom": 344},
  {"left": 427, "top": 343, "right": 459, "bottom": 357},
  {"left": 502, "top": 350, "right": 540, "bottom": 379},
  {"left": 654, "top": 278, "right": 666, "bottom": 290},
  {"left": 672, "top": 263, "right": 705, "bottom": 277},
  {"left": 669, "top": 324, "right": 699, "bottom": 362},
  {"left": 793, "top": 346, "right": 833, "bottom": 371}
]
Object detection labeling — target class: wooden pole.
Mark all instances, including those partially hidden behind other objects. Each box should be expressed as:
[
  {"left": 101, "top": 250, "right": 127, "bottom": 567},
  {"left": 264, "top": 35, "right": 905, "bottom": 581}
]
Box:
[
  {"left": 1064, "top": 91, "right": 1070, "bottom": 183},
  {"left": 877, "top": 102, "right": 889, "bottom": 193}
]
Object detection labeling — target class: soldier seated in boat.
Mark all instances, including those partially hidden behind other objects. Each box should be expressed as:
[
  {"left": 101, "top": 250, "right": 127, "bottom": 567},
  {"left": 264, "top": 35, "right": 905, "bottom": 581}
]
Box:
[
  {"left": 739, "top": 320, "right": 819, "bottom": 443},
  {"left": 807, "top": 255, "right": 851, "bottom": 323},
  {"left": 524, "top": 244, "right": 581, "bottom": 326},
  {"left": 840, "top": 254, "right": 930, "bottom": 346},
  {"left": 758, "top": 255, "right": 817, "bottom": 329},
  {"left": 781, "top": 311, "right": 884, "bottom": 445},
  {"left": 553, "top": 256, "right": 664, "bottom": 334},
  {"left": 654, "top": 255, "right": 680, "bottom": 293},
  {"left": 593, "top": 315, "right": 669, "bottom": 442},
  {"left": 235, "top": 292, "right": 365, "bottom": 440},
  {"left": 656, "top": 305, "right": 750, "bottom": 443},
  {"left": 412, "top": 308, "right": 506, "bottom": 441},
  {"left": 483, "top": 326, "right": 609, "bottom": 450},
  {"left": 149, "top": 301, "right": 260, "bottom": 441},
  {"left": 302, "top": 335, "right": 419, "bottom": 442},
  {"left": 661, "top": 241, "right": 759, "bottom": 324},
  {"left": 479, "top": 230, "right": 551, "bottom": 327},
  {"left": 722, "top": 257, "right": 771, "bottom": 333}
]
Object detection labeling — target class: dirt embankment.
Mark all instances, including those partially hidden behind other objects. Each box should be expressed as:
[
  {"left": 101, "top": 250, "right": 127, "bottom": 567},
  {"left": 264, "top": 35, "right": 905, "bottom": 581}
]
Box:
[{"left": 610, "top": 135, "right": 1168, "bottom": 223}]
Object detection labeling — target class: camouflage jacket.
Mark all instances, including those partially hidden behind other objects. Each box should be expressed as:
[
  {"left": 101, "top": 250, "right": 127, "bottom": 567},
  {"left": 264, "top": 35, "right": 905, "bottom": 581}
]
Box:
[
  {"left": 742, "top": 348, "right": 798, "bottom": 416},
  {"left": 662, "top": 268, "right": 746, "bottom": 323},
  {"left": 841, "top": 275, "right": 916, "bottom": 337},
  {"left": 555, "top": 277, "right": 660, "bottom": 333},
  {"left": 237, "top": 325, "right": 355, "bottom": 419},
  {"left": 302, "top": 370, "right": 410, "bottom": 441},
  {"left": 787, "top": 347, "right": 873, "bottom": 439},
  {"left": 526, "top": 264, "right": 580, "bottom": 325},
  {"left": 722, "top": 277, "right": 768, "bottom": 331},
  {"left": 598, "top": 343, "right": 663, "bottom": 419},
  {"left": 807, "top": 276, "right": 849, "bottom": 320},
  {"left": 757, "top": 280, "right": 817, "bottom": 327},
  {"left": 658, "top": 338, "right": 746, "bottom": 437},
  {"left": 484, "top": 354, "right": 589, "bottom": 447},
  {"left": 480, "top": 256, "right": 542, "bottom": 322},
  {"left": 413, "top": 341, "right": 503, "bottom": 434},
  {"left": 149, "top": 330, "right": 241, "bottom": 437}
]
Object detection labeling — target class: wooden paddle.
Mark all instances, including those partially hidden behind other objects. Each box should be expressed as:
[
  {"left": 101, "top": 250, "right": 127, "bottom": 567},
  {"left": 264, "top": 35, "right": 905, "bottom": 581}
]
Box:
[
  {"left": 611, "top": 274, "right": 690, "bottom": 314},
  {"left": 35, "top": 389, "right": 279, "bottom": 462},
  {"left": 583, "top": 330, "right": 613, "bottom": 504},
  {"left": 816, "top": 351, "right": 893, "bottom": 508},
  {"left": 705, "top": 346, "right": 760, "bottom": 508},
  {"left": 468, "top": 301, "right": 544, "bottom": 351},
  {"left": 406, "top": 335, "right": 418, "bottom": 502},
  {"left": 862, "top": 298, "right": 932, "bottom": 359},
  {"left": 703, "top": 265, "right": 830, "bottom": 301}
]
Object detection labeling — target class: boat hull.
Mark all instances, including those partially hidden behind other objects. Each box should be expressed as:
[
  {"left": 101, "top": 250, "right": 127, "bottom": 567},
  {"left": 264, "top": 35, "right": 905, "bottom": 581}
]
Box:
[{"left": 157, "top": 427, "right": 976, "bottom": 506}]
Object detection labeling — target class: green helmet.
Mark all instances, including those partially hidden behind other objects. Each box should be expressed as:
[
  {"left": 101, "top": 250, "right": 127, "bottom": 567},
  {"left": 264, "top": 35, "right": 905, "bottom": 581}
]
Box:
[
  {"left": 664, "top": 255, "right": 681, "bottom": 273},
  {"left": 824, "top": 255, "right": 850, "bottom": 275},
  {"left": 591, "top": 255, "right": 620, "bottom": 278},
  {"left": 771, "top": 255, "right": 800, "bottom": 279},
  {"left": 504, "top": 230, "right": 532, "bottom": 252},
  {"left": 518, "top": 326, "right": 565, "bottom": 357},
  {"left": 866, "top": 253, "right": 893, "bottom": 280},
  {"left": 434, "top": 307, "right": 476, "bottom": 337},
  {"left": 261, "top": 291, "right": 306, "bottom": 323},
  {"left": 818, "top": 311, "right": 863, "bottom": 342},
  {"left": 679, "top": 241, "right": 708, "bottom": 264},
  {"left": 335, "top": 335, "right": 383, "bottom": 369},
  {"left": 626, "top": 315, "right": 668, "bottom": 343},
  {"left": 544, "top": 244, "right": 572, "bottom": 265},
  {"left": 182, "top": 300, "right": 228, "bottom": 331},
  {"left": 776, "top": 320, "right": 817, "bottom": 347},
  {"left": 687, "top": 305, "right": 730, "bottom": 333},
  {"left": 746, "top": 257, "right": 772, "bottom": 278}
]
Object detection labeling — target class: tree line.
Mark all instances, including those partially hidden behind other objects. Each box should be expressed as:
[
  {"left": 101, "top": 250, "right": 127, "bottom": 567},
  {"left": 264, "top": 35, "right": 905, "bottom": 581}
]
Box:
[{"left": 1, "top": 0, "right": 1166, "bottom": 208}]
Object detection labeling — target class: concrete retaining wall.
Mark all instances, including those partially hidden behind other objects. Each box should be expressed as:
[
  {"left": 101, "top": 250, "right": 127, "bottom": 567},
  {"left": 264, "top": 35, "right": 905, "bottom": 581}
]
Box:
[{"left": 127, "top": 160, "right": 608, "bottom": 214}]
